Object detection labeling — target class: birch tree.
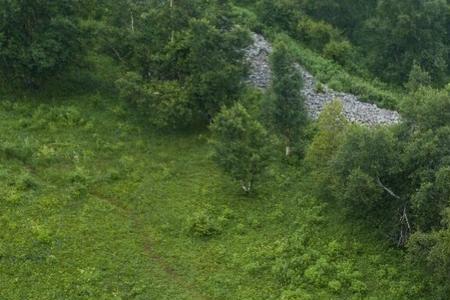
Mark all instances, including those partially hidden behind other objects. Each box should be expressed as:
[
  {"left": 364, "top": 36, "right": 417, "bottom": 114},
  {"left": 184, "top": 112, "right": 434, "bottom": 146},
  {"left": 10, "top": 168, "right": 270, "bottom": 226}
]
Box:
[{"left": 210, "top": 103, "right": 273, "bottom": 193}]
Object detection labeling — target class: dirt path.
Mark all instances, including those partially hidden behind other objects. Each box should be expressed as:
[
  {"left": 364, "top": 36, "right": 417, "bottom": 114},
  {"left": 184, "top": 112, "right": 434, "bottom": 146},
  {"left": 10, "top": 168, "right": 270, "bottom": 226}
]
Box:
[{"left": 92, "top": 192, "right": 211, "bottom": 300}]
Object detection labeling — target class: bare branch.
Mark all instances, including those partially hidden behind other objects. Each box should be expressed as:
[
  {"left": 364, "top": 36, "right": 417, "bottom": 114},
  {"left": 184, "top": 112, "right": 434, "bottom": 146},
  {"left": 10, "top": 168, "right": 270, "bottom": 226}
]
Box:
[
  {"left": 130, "top": 12, "right": 135, "bottom": 33},
  {"left": 376, "top": 177, "right": 400, "bottom": 199}
]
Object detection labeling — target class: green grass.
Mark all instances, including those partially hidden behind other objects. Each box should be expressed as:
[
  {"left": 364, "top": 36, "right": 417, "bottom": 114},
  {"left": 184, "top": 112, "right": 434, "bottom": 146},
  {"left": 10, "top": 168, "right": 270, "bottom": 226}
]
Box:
[{"left": 0, "top": 89, "right": 428, "bottom": 299}]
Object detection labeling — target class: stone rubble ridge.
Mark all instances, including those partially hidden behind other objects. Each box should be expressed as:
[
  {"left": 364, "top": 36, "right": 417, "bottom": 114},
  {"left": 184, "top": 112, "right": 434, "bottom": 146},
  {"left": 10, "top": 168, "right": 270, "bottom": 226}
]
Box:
[{"left": 245, "top": 33, "right": 401, "bottom": 126}]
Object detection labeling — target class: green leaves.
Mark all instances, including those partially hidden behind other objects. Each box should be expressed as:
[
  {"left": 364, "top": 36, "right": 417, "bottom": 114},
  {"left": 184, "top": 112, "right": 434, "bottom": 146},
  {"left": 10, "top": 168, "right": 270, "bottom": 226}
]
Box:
[
  {"left": 271, "top": 41, "right": 307, "bottom": 155},
  {"left": 0, "top": 0, "right": 84, "bottom": 86},
  {"left": 401, "top": 86, "right": 450, "bottom": 130},
  {"left": 210, "top": 102, "right": 273, "bottom": 193},
  {"left": 116, "top": 72, "right": 192, "bottom": 130},
  {"left": 363, "top": 0, "right": 449, "bottom": 84},
  {"left": 112, "top": 2, "right": 251, "bottom": 127}
]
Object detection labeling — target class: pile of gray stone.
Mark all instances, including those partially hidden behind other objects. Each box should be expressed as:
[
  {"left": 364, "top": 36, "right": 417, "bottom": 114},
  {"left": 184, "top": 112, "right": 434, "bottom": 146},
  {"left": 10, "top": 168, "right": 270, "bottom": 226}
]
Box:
[{"left": 244, "top": 33, "right": 401, "bottom": 126}]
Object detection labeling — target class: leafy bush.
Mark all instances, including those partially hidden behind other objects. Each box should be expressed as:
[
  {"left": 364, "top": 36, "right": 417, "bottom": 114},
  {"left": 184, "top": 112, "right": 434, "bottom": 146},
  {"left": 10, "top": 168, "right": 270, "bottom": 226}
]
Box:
[
  {"left": 116, "top": 72, "right": 192, "bottom": 130},
  {"left": 210, "top": 102, "right": 274, "bottom": 193},
  {"left": 187, "top": 210, "right": 222, "bottom": 238},
  {"left": 296, "top": 17, "right": 339, "bottom": 51},
  {"left": 314, "top": 82, "right": 326, "bottom": 94},
  {"left": 187, "top": 207, "right": 233, "bottom": 238},
  {"left": 323, "top": 40, "right": 354, "bottom": 66},
  {"left": 404, "top": 63, "right": 431, "bottom": 92},
  {"left": 0, "top": 0, "right": 85, "bottom": 86},
  {"left": 231, "top": 5, "right": 262, "bottom": 31}
]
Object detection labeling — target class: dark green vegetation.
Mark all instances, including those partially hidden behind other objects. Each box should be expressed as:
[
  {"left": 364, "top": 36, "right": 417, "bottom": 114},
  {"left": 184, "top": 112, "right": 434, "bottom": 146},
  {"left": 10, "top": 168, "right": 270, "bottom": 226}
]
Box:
[
  {"left": 251, "top": 0, "right": 450, "bottom": 86},
  {"left": 0, "top": 91, "right": 431, "bottom": 299},
  {"left": 1, "top": 0, "right": 449, "bottom": 299},
  {"left": 270, "top": 41, "right": 307, "bottom": 156},
  {"left": 0, "top": 0, "right": 84, "bottom": 87}
]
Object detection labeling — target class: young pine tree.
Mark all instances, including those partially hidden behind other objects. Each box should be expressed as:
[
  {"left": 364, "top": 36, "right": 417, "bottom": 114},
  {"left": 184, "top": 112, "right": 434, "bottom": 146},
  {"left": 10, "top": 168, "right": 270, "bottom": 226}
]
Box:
[
  {"left": 210, "top": 103, "right": 273, "bottom": 193},
  {"left": 271, "top": 41, "right": 307, "bottom": 156}
]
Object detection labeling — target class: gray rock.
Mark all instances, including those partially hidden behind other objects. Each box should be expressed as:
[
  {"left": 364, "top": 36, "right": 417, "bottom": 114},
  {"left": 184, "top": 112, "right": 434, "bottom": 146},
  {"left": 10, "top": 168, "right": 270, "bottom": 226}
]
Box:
[{"left": 244, "top": 33, "right": 401, "bottom": 126}]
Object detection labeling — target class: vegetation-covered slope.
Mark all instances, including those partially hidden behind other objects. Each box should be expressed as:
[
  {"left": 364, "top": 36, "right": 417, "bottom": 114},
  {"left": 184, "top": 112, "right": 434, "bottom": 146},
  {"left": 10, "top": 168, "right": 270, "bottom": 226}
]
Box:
[
  {"left": 0, "top": 91, "right": 426, "bottom": 299},
  {"left": 0, "top": 0, "right": 449, "bottom": 299}
]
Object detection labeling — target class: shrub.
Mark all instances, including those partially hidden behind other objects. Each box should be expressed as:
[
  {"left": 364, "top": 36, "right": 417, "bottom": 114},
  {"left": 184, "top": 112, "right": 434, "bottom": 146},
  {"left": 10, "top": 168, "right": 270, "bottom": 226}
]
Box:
[
  {"left": 296, "top": 17, "right": 339, "bottom": 51},
  {"left": 0, "top": 0, "right": 85, "bottom": 87},
  {"left": 210, "top": 102, "right": 273, "bottom": 193},
  {"left": 323, "top": 40, "right": 354, "bottom": 66},
  {"left": 315, "top": 82, "right": 326, "bottom": 94},
  {"left": 328, "top": 280, "right": 342, "bottom": 292},
  {"left": 187, "top": 207, "right": 232, "bottom": 238},
  {"left": 187, "top": 210, "right": 222, "bottom": 238},
  {"left": 404, "top": 63, "right": 431, "bottom": 92},
  {"left": 116, "top": 72, "right": 192, "bottom": 130}
]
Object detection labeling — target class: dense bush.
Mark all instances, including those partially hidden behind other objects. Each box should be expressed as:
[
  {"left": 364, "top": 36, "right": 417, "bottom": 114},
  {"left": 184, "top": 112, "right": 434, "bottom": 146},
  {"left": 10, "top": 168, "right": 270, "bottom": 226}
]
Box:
[
  {"left": 116, "top": 72, "right": 192, "bottom": 130},
  {"left": 210, "top": 102, "right": 273, "bottom": 193},
  {"left": 0, "top": 0, "right": 85, "bottom": 86},
  {"left": 255, "top": 0, "right": 449, "bottom": 86},
  {"left": 270, "top": 40, "right": 307, "bottom": 156},
  {"left": 322, "top": 40, "right": 354, "bottom": 66},
  {"left": 301, "top": 82, "right": 450, "bottom": 295},
  {"left": 112, "top": 1, "right": 251, "bottom": 126},
  {"left": 296, "top": 17, "right": 339, "bottom": 52},
  {"left": 408, "top": 210, "right": 450, "bottom": 298}
]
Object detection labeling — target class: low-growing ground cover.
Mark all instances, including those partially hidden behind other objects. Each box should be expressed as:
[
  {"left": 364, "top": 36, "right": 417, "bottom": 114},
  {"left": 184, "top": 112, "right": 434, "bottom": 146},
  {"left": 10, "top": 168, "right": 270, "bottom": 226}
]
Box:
[{"left": 0, "top": 90, "right": 425, "bottom": 299}]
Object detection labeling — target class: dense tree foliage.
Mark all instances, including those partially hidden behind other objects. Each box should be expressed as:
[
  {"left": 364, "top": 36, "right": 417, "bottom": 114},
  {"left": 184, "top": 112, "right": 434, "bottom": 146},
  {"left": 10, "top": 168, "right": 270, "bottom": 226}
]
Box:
[
  {"left": 361, "top": 0, "right": 449, "bottom": 84},
  {"left": 0, "top": 0, "right": 85, "bottom": 86},
  {"left": 303, "top": 84, "right": 450, "bottom": 295},
  {"left": 113, "top": 0, "right": 250, "bottom": 126},
  {"left": 304, "top": 101, "right": 347, "bottom": 199},
  {"left": 271, "top": 41, "right": 307, "bottom": 155},
  {"left": 255, "top": 0, "right": 450, "bottom": 86},
  {"left": 298, "top": 0, "right": 377, "bottom": 39},
  {"left": 210, "top": 102, "right": 273, "bottom": 193},
  {"left": 116, "top": 72, "right": 192, "bottom": 129}
]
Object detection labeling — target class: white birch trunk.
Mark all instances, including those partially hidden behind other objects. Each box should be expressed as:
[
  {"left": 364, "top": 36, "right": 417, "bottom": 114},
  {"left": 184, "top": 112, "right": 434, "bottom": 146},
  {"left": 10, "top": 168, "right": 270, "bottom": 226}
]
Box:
[
  {"left": 170, "top": 0, "right": 174, "bottom": 42},
  {"left": 285, "top": 146, "right": 291, "bottom": 156},
  {"left": 130, "top": 12, "right": 135, "bottom": 32}
]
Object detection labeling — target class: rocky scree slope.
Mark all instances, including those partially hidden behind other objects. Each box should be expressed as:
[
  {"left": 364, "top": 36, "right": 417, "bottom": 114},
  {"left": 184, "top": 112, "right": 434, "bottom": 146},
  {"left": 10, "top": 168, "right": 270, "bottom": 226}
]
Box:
[{"left": 245, "top": 33, "right": 401, "bottom": 126}]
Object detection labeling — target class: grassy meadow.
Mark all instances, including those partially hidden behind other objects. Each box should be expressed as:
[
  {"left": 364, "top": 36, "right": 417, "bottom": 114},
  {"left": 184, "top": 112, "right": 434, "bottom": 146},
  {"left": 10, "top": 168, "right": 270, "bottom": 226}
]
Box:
[{"left": 0, "top": 70, "right": 424, "bottom": 299}]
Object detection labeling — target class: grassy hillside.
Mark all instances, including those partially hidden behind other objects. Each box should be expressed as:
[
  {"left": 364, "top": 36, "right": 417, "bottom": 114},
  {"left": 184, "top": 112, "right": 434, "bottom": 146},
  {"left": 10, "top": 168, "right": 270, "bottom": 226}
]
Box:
[{"left": 0, "top": 77, "right": 426, "bottom": 299}]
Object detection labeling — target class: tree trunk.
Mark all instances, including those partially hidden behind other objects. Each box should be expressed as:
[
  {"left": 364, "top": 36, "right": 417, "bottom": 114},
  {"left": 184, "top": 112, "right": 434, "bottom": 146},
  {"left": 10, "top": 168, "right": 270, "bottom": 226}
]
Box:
[
  {"left": 376, "top": 177, "right": 411, "bottom": 247},
  {"left": 170, "top": 0, "right": 174, "bottom": 42},
  {"left": 241, "top": 181, "right": 252, "bottom": 193},
  {"left": 398, "top": 206, "right": 411, "bottom": 247},
  {"left": 285, "top": 145, "right": 291, "bottom": 156}
]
